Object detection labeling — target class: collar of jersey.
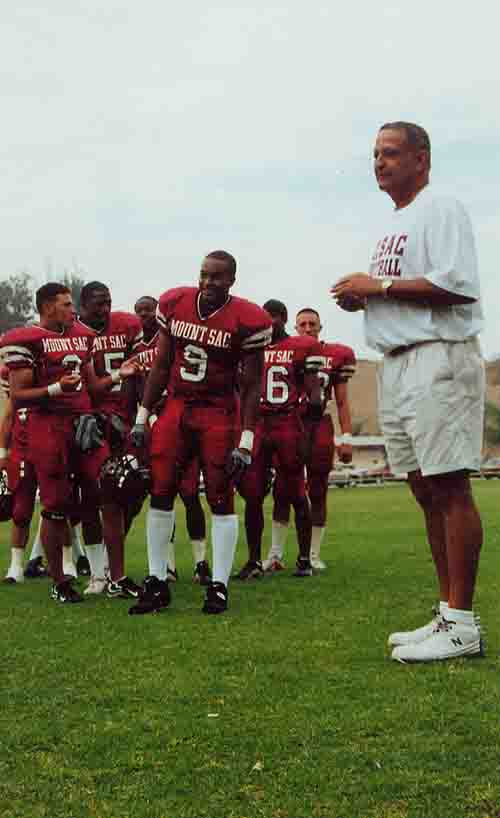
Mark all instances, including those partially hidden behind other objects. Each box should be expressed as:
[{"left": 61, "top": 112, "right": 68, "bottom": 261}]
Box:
[{"left": 196, "top": 292, "right": 231, "bottom": 322}]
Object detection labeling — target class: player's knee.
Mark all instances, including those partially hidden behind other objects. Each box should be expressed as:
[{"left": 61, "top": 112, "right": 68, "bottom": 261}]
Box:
[{"left": 150, "top": 494, "right": 174, "bottom": 512}]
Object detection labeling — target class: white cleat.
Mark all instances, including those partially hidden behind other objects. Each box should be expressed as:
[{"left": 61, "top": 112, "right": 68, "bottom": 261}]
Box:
[
  {"left": 4, "top": 572, "right": 25, "bottom": 584},
  {"left": 262, "top": 557, "right": 286, "bottom": 573},
  {"left": 311, "top": 559, "right": 327, "bottom": 572},
  {"left": 391, "top": 620, "right": 482, "bottom": 663},
  {"left": 84, "top": 576, "right": 107, "bottom": 595}
]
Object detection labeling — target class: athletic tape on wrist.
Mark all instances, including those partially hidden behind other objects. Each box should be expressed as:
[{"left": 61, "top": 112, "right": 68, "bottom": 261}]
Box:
[
  {"left": 111, "top": 370, "right": 122, "bottom": 384},
  {"left": 0, "top": 447, "right": 8, "bottom": 459},
  {"left": 337, "top": 434, "right": 353, "bottom": 445},
  {"left": 136, "top": 406, "right": 150, "bottom": 424},
  {"left": 239, "top": 430, "right": 254, "bottom": 451},
  {"left": 47, "top": 382, "right": 63, "bottom": 397}
]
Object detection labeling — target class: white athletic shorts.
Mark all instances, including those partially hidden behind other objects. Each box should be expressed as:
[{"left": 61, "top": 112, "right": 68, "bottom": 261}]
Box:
[{"left": 377, "top": 338, "right": 485, "bottom": 477}]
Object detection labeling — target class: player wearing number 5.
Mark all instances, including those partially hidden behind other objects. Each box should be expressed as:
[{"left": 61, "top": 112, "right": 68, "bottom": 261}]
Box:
[
  {"left": 77, "top": 282, "right": 144, "bottom": 598},
  {"left": 129, "top": 251, "right": 272, "bottom": 615},
  {"left": 235, "top": 299, "right": 324, "bottom": 580}
]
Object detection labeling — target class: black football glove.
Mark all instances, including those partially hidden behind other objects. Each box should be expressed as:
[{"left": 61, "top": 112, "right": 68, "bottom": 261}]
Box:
[
  {"left": 108, "top": 414, "right": 128, "bottom": 448},
  {"left": 74, "top": 414, "right": 104, "bottom": 453},
  {"left": 226, "top": 448, "right": 252, "bottom": 481},
  {"left": 130, "top": 422, "right": 147, "bottom": 449}
]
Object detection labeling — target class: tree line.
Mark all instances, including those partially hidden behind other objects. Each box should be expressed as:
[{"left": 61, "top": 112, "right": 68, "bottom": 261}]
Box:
[{"left": 0, "top": 271, "right": 85, "bottom": 334}]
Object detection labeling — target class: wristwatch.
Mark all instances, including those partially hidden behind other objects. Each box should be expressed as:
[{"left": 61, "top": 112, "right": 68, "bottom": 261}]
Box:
[{"left": 380, "top": 278, "right": 393, "bottom": 297}]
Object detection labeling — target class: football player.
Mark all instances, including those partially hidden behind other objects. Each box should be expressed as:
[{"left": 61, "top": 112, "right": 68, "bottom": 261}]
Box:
[
  {"left": 134, "top": 296, "right": 210, "bottom": 586},
  {"left": 77, "top": 282, "right": 144, "bottom": 597},
  {"left": 129, "top": 250, "right": 272, "bottom": 614},
  {"left": 1, "top": 283, "right": 139, "bottom": 602},
  {"left": 265, "top": 308, "right": 356, "bottom": 572},
  {"left": 236, "top": 299, "right": 324, "bottom": 579}
]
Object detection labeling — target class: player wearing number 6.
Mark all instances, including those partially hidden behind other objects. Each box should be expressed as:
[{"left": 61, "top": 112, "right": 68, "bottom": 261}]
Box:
[
  {"left": 235, "top": 299, "right": 324, "bottom": 580},
  {"left": 129, "top": 250, "right": 272, "bottom": 615}
]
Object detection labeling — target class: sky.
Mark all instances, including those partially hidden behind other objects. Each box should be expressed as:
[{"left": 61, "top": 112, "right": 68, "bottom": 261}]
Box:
[{"left": 2, "top": 0, "right": 500, "bottom": 359}]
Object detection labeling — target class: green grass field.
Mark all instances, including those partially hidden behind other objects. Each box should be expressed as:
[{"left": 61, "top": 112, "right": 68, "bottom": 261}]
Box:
[{"left": 1, "top": 482, "right": 499, "bottom": 818}]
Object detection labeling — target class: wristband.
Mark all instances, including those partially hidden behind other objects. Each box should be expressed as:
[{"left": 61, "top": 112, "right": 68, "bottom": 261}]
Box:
[
  {"left": 136, "top": 406, "right": 150, "bottom": 425},
  {"left": 337, "top": 434, "right": 353, "bottom": 445},
  {"left": 239, "top": 430, "right": 254, "bottom": 451},
  {"left": 0, "top": 447, "right": 8, "bottom": 459},
  {"left": 47, "top": 382, "right": 63, "bottom": 397},
  {"left": 111, "top": 370, "right": 122, "bottom": 385}
]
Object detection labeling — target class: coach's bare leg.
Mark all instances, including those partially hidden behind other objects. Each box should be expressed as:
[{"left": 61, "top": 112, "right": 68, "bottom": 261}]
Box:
[
  {"left": 430, "top": 471, "right": 482, "bottom": 611},
  {"left": 408, "top": 470, "right": 449, "bottom": 602}
]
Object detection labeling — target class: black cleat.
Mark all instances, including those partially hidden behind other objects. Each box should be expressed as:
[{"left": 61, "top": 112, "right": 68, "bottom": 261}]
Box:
[
  {"left": 76, "top": 555, "right": 91, "bottom": 576},
  {"left": 24, "top": 556, "right": 48, "bottom": 579},
  {"left": 233, "top": 560, "right": 264, "bottom": 581},
  {"left": 202, "top": 581, "right": 228, "bottom": 614},
  {"left": 292, "top": 558, "right": 313, "bottom": 577},
  {"left": 50, "top": 579, "right": 83, "bottom": 603},
  {"left": 193, "top": 560, "right": 211, "bottom": 586},
  {"left": 107, "top": 576, "right": 142, "bottom": 599},
  {"left": 128, "top": 576, "right": 171, "bottom": 615}
]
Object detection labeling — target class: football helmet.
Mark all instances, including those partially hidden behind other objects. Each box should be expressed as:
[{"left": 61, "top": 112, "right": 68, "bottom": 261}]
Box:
[
  {"left": 0, "top": 470, "right": 13, "bottom": 522},
  {"left": 99, "top": 454, "right": 150, "bottom": 508}
]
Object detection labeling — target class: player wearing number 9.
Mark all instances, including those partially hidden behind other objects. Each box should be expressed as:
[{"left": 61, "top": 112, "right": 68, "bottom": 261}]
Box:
[{"left": 129, "top": 250, "right": 272, "bottom": 616}]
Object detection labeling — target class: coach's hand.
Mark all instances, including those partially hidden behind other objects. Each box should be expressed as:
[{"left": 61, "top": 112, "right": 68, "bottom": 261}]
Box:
[
  {"left": 226, "top": 448, "right": 252, "bottom": 481},
  {"left": 74, "top": 414, "right": 104, "bottom": 453},
  {"left": 130, "top": 422, "right": 147, "bottom": 449}
]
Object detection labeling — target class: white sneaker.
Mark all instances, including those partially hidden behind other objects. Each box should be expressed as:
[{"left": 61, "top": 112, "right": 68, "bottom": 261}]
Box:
[
  {"left": 391, "top": 620, "right": 482, "bottom": 663},
  {"left": 4, "top": 572, "right": 25, "bottom": 584},
  {"left": 311, "top": 559, "right": 327, "bottom": 572},
  {"left": 84, "top": 576, "right": 107, "bottom": 595},
  {"left": 388, "top": 609, "right": 443, "bottom": 647},
  {"left": 262, "top": 557, "right": 285, "bottom": 573}
]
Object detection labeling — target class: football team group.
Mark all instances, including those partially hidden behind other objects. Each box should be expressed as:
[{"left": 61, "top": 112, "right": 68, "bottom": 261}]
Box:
[{"left": 0, "top": 252, "right": 356, "bottom": 617}]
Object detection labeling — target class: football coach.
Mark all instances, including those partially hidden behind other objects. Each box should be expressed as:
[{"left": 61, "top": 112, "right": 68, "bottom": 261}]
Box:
[{"left": 331, "top": 121, "right": 485, "bottom": 664}]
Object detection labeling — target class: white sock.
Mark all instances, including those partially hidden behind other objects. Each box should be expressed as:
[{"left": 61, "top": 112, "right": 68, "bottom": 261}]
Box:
[
  {"left": 147, "top": 508, "right": 175, "bottom": 581},
  {"left": 268, "top": 520, "right": 289, "bottom": 560},
  {"left": 166, "top": 540, "right": 176, "bottom": 573},
  {"left": 310, "top": 526, "right": 325, "bottom": 562},
  {"left": 30, "top": 519, "right": 44, "bottom": 560},
  {"left": 439, "top": 601, "right": 449, "bottom": 616},
  {"left": 212, "top": 514, "right": 238, "bottom": 587},
  {"left": 62, "top": 545, "right": 77, "bottom": 577},
  {"left": 71, "top": 524, "right": 85, "bottom": 559},
  {"left": 6, "top": 547, "right": 25, "bottom": 579},
  {"left": 447, "top": 607, "right": 475, "bottom": 627},
  {"left": 192, "top": 539, "right": 207, "bottom": 565},
  {"left": 84, "top": 543, "right": 106, "bottom": 579}
]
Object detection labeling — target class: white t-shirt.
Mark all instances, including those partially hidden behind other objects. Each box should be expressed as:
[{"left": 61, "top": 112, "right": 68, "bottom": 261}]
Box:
[{"left": 364, "top": 186, "right": 484, "bottom": 353}]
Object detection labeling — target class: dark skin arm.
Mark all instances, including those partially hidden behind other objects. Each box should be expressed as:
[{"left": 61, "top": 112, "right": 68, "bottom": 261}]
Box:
[
  {"left": 85, "top": 358, "right": 143, "bottom": 400},
  {"left": 238, "top": 350, "right": 264, "bottom": 451},
  {"left": 140, "top": 331, "right": 173, "bottom": 412},
  {"left": 332, "top": 274, "right": 475, "bottom": 305}
]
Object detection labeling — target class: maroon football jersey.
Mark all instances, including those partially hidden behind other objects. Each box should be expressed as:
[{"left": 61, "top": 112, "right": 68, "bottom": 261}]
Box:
[
  {"left": 134, "top": 331, "right": 159, "bottom": 372},
  {"left": 316, "top": 341, "right": 356, "bottom": 409},
  {"left": 79, "top": 312, "right": 143, "bottom": 420},
  {"left": 260, "top": 335, "right": 324, "bottom": 414},
  {"left": 0, "top": 323, "right": 95, "bottom": 415},
  {"left": 157, "top": 287, "right": 272, "bottom": 409}
]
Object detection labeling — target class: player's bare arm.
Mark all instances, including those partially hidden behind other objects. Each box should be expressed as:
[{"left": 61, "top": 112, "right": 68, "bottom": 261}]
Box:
[
  {"left": 9, "top": 367, "right": 81, "bottom": 407},
  {"left": 86, "top": 357, "right": 143, "bottom": 399},
  {"left": 333, "top": 380, "right": 353, "bottom": 464},
  {"left": 238, "top": 349, "right": 265, "bottom": 451},
  {"left": 130, "top": 331, "right": 172, "bottom": 447},
  {"left": 0, "top": 398, "right": 14, "bottom": 470},
  {"left": 331, "top": 274, "right": 475, "bottom": 305}
]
